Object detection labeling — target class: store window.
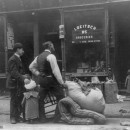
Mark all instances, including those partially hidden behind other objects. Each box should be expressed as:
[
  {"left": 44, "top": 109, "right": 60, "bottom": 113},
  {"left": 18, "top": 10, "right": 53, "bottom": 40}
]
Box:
[{"left": 64, "top": 9, "right": 106, "bottom": 74}]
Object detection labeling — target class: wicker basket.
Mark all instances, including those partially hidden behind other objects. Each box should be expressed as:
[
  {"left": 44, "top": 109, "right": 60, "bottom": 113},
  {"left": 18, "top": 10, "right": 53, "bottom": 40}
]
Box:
[{"left": 104, "top": 82, "right": 118, "bottom": 104}]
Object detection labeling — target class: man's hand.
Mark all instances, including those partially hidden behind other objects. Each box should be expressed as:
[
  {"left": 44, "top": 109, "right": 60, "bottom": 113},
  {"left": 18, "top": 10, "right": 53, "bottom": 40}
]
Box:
[{"left": 61, "top": 83, "right": 68, "bottom": 89}]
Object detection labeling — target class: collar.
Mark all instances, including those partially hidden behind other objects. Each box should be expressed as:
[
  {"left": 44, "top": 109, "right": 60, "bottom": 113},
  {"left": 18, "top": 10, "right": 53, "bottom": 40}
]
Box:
[
  {"left": 14, "top": 53, "right": 20, "bottom": 58},
  {"left": 44, "top": 49, "right": 51, "bottom": 53}
]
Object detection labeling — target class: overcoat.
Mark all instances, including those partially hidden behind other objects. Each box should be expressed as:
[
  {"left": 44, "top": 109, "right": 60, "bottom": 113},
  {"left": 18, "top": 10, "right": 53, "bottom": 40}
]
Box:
[{"left": 6, "top": 54, "right": 25, "bottom": 90}]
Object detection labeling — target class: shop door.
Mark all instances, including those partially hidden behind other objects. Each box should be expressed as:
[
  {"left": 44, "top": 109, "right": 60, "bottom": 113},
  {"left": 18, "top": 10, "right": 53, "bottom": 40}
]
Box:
[
  {"left": 110, "top": 3, "right": 130, "bottom": 89},
  {"left": 38, "top": 10, "right": 62, "bottom": 71},
  {"left": 6, "top": 13, "right": 36, "bottom": 74},
  {"left": 64, "top": 9, "right": 106, "bottom": 81},
  {"left": 15, "top": 23, "right": 34, "bottom": 74}
]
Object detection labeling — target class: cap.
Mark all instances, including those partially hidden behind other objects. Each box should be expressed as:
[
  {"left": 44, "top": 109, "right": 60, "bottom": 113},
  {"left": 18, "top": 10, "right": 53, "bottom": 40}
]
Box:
[{"left": 13, "top": 43, "right": 23, "bottom": 51}]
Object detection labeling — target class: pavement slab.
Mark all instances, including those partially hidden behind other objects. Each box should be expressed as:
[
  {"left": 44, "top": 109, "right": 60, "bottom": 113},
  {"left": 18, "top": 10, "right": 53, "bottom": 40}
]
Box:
[{"left": 1, "top": 95, "right": 130, "bottom": 129}]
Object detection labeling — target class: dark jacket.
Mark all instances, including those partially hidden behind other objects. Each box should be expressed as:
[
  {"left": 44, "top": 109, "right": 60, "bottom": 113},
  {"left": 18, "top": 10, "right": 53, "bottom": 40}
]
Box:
[{"left": 6, "top": 54, "right": 25, "bottom": 89}]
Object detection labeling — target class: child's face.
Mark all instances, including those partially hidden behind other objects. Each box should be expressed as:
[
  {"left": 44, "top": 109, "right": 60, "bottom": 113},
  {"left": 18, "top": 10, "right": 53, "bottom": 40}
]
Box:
[{"left": 24, "top": 78, "right": 31, "bottom": 84}]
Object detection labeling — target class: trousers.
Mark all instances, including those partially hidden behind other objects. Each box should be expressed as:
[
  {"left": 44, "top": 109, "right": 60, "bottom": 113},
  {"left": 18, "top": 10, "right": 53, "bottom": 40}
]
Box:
[
  {"left": 10, "top": 88, "right": 24, "bottom": 119},
  {"left": 38, "top": 76, "right": 64, "bottom": 120}
]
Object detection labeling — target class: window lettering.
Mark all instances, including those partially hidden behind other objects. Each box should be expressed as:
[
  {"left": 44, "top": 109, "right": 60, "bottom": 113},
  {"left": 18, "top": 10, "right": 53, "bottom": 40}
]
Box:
[{"left": 80, "top": 25, "right": 82, "bottom": 29}]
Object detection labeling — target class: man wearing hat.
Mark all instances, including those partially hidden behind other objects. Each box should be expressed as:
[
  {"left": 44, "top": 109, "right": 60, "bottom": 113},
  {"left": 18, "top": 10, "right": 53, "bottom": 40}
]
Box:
[{"left": 6, "top": 43, "right": 27, "bottom": 124}]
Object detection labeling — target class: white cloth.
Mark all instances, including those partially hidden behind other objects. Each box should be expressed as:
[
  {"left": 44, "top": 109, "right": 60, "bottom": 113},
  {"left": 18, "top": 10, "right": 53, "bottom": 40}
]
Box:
[
  {"left": 29, "top": 50, "right": 64, "bottom": 85},
  {"left": 24, "top": 80, "right": 36, "bottom": 90},
  {"left": 29, "top": 56, "right": 40, "bottom": 76}
]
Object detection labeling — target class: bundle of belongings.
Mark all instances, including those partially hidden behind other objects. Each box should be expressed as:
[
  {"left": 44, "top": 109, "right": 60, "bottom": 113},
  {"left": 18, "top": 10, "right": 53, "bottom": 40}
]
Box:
[{"left": 58, "top": 78, "right": 106, "bottom": 125}]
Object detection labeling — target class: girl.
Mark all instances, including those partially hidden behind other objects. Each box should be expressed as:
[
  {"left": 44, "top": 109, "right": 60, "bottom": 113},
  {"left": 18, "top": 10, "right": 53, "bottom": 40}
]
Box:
[{"left": 22, "top": 75, "right": 39, "bottom": 123}]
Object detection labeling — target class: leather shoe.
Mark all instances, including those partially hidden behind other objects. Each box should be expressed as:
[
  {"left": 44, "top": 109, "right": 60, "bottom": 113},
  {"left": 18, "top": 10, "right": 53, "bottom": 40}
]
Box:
[
  {"left": 10, "top": 118, "right": 17, "bottom": 124},
  {"left": 16, "top": 117, "right": 25, "bottom": 123}
]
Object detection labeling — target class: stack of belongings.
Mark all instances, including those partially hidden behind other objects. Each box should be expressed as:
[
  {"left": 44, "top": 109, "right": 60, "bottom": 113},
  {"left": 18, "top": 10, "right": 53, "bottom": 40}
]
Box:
[
  {"left": 58, "top": 78, "right": 106, "bottom": 125},
  {"left": 104, "top": 78, "right": 118, "bottom": 103},
  {"left": 105, "top": 78, "right": 126, "bottom": 103}
]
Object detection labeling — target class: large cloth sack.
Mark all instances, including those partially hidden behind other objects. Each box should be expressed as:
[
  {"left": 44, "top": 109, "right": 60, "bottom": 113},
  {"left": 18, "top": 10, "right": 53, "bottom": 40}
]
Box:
[
  {"left": 58, "top": 97, "right": 106, "bottom": 124},
  {"left": 65, "top": 81, "right": 105, "bottom": 113}
]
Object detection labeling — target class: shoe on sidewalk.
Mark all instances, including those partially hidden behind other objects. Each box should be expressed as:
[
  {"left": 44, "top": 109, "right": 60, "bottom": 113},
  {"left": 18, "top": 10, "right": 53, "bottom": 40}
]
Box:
[
  {"left": 10, "top": 118, "right": 17, "bottom": 124},
  {"left": 16, "top": 117, "right": 25, "bottom": 123}
]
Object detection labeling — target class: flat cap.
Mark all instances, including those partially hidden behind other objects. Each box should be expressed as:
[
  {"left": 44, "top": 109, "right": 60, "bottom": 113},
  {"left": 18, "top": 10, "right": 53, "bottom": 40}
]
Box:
[{"left": 13, "top": 43, "right": 23, "bottom": 51}]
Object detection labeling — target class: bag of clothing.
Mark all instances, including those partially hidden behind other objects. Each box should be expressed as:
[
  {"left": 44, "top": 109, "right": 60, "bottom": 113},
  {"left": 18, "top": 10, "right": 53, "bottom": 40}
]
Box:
[{"left": 65, "top": 81, "right": 105, "bottom": 114}]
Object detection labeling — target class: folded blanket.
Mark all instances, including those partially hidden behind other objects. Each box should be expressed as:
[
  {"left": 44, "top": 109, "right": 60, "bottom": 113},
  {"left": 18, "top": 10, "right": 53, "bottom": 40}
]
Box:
[{"left": 58, "top": 97, "right": 106, "bottom": 125}]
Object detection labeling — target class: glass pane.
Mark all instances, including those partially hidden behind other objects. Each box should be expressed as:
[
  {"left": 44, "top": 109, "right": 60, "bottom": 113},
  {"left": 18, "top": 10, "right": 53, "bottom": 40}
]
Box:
[{"left": 64, "top": 9, "right": 106, "bottom": 74}]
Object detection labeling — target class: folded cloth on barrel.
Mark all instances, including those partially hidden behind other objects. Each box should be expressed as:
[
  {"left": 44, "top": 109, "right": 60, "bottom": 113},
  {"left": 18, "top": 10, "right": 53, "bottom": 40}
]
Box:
[{"left": 58, "top": 97, "right": 106, "bottom": 125}]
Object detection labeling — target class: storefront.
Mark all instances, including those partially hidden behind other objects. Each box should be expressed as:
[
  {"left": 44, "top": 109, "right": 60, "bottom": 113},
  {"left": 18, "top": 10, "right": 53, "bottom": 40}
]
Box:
[
  {"left": 64, "top": 8, "right": 108, "bottom": 82},
  {"left": 0, "top": 0, "right": 130, "bottom": 91}
]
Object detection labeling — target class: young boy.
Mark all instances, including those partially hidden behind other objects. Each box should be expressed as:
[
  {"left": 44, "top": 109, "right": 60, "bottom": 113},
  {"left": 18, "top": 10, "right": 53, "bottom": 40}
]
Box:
[{"left": 22, "top": 75, "right": 39, "bottom": 123}]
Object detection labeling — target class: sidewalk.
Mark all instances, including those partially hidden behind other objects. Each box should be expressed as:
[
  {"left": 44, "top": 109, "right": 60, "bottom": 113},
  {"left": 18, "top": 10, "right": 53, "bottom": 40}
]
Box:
[
  {"left": 0, "top": 95, "right": 130, "bottom": 130},
  {"left": 0, "top": 118, "right": 130, "bottom": 130},
  {"left": 1, "top": 94, "right": 130, "bottom": 118}
]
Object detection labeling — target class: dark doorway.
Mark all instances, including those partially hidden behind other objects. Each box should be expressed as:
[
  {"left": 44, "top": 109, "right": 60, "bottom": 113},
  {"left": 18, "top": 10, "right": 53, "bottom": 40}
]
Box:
[
  {"left": 7, "top": 13, "right": 34, "bottom": 74},
  {"left": 110, "top": 2, "right": 130, "bottom": 89},
  {"left": 38, "top": 10, "right": 62, "bottom": 71}
]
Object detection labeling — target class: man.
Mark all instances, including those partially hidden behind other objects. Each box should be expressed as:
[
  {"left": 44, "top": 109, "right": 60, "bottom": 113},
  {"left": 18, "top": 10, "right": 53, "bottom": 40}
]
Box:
[
  {"left": 6, "top": 43, "right": 27, "bottom": 124},
  {"left": 29, "top": 41, "right": 65, "bottom": 123}
]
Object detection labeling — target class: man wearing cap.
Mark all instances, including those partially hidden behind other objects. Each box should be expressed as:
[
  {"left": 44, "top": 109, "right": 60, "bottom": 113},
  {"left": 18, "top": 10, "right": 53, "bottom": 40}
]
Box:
[
  {"left": 6, "top": 43, "right": 27, "bottom": 124},
  {"left": 29, "top": 41, "right": 65, "bottom": 123}
]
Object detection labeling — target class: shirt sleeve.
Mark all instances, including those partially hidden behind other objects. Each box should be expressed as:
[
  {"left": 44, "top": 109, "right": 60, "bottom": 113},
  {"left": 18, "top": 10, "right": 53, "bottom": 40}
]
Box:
[
  {"left": 47, "top": 54, "right": 64, "bottom": 85},
  {"left": 29, "top": 56, "right": 40, "bottom": 76}
]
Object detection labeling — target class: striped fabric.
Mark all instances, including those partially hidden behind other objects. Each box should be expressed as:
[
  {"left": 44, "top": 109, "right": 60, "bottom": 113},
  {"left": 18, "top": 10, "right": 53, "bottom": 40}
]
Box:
[{"left": 58, "top": 97, "right": 106, "bottom": 125}]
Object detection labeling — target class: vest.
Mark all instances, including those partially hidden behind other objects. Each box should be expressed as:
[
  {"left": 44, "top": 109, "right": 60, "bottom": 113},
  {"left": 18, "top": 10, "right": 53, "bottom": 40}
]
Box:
[{"left": 37, "top": 51, "right": 53, "bottom": 76}]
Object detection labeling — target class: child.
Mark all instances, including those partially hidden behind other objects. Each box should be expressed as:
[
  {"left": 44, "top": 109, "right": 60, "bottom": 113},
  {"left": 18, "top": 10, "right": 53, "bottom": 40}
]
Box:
[
  {"left": 22, "top": 75, "right": 39, "bottom": 123},
  {"left": 125, "top": 69, "right": 130, "bottom": 95}
]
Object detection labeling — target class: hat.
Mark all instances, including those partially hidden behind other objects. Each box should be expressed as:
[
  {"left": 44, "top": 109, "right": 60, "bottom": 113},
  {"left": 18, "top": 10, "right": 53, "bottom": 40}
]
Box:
[{"left": 13, "top": 43, "right": 23, "bottom": 51}]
